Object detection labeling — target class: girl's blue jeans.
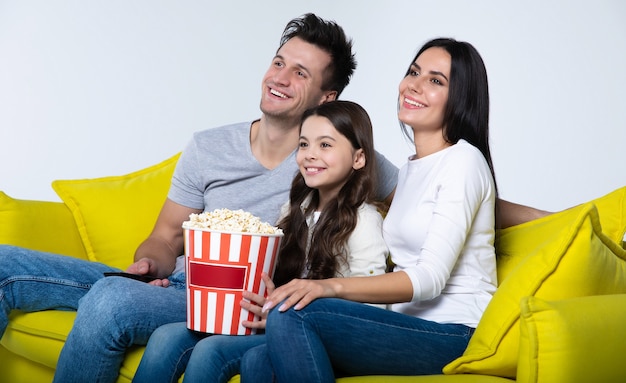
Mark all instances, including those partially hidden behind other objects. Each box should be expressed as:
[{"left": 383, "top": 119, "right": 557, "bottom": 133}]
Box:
[{"left": 133, "top": 321, "right": 266, "bottom": 383}]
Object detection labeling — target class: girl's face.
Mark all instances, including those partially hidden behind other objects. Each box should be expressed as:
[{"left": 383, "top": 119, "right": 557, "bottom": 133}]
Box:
[
  {"left": 297, "top": 115, "right": 365, "bottom": 206},
  {"left": 398, "top": 47, "right": 451, "bottom": 136}
]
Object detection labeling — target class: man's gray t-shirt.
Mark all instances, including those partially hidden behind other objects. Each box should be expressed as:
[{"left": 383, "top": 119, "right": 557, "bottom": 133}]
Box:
[{"left": 168, "top": 121, "right": 398, "bottom": 226}]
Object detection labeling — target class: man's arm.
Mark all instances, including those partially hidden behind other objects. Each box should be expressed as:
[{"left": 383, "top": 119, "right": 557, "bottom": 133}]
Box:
[
  {"left": 496, "top": 198, "right": 552, "bottom": 229},
  {"left": 126, "top": 198, "right": 202, "bottom": 279}
]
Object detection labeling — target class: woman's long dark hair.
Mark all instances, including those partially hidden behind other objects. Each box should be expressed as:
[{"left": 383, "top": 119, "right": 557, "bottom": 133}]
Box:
[
  {"left": 273, "top": 100, "right": 377, "bottom": 286},
  {"left": 399, "top": 38, "right": 498, "bottom": 193}
]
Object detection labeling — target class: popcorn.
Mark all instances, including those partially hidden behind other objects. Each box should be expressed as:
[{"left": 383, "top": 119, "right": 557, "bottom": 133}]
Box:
[{"left": 182, "top": 208, "right": 283, "bottom": 235}]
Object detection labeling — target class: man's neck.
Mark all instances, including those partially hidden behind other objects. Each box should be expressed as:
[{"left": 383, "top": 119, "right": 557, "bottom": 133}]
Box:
[{"left": 250, "top": 116, "right": 300, "bottom": 170}]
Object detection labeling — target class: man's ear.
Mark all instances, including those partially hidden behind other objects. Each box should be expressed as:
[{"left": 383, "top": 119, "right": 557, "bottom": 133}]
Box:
[
  {"left": 319, "top": 91, "right": 337, "bottom": 104},
  {"left": 353, "top": 149, "right": 366, "bottom": 170}
]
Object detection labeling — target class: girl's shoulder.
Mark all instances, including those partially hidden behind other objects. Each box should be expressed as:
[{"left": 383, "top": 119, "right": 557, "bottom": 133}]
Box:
[{"left": 358, "top": 203, "right": 385, "bottom": 221}]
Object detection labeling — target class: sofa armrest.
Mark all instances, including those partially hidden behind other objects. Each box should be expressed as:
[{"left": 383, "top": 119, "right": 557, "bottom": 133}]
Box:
[
  {"left": 518, "top": 294, "right": 626, "bottom": 383},
  {"left": 0, "top": 192, "right": 87, "bottom": 259}
]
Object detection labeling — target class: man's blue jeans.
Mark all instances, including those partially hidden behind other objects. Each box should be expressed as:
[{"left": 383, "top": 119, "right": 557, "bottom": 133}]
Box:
[
  {"left": 0, "top": 245, "right": 187, "bottom": 383},
  {"left": 243, "top": 298, "right": 474, "bottom": 383},
  {"left": 133, "top": 322, "right": 266, "bottom": 383}
]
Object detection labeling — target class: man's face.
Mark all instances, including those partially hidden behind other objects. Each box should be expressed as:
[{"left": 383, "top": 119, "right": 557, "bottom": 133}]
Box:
[{"left": 260, "top": 37, "right": 335, "bottom": 122}]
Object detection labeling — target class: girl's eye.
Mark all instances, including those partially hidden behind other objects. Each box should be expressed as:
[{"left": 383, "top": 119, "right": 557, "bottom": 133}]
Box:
[
  {"left": 299, "top": 142, "right": 308, "bottom": 148},
  {"left": 409, "top": 70, "right": 419, "bottom": 77},
  {"left": 321, "top": 142, "right": 331, "bottom": 148},
  {"left": 431, "top": 78, "right": 442, "bottom": 85}
]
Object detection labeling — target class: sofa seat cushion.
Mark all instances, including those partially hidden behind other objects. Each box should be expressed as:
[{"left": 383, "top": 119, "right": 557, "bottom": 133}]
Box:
[
  {"left": 336, "top": 376, "right": 513, "bottom": 382},
  {"left": 2, "top": 310, "right": 146, "bottom": 381},
  {"left": 0, "top": 346, "right": 55, "bottom": 383},
  {"left": 230, "top": 375, "right": 512, "bottom": 383},
  {"left": 2, "top": 310, "right": 75, "bottom": 369}
]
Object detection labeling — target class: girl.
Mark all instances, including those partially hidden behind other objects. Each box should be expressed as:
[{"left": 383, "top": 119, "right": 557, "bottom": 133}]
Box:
[
  {"left": 132, "top": 100, "right": 388, "bottom": 383},
  {"left": 246, "top": 37, "right": 499, "bottom": 381}
]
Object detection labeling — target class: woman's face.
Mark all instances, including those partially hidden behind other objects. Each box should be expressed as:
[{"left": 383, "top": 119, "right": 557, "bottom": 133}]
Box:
[{"left": 398, "top": 47, "right": 451, "bottom": 135}]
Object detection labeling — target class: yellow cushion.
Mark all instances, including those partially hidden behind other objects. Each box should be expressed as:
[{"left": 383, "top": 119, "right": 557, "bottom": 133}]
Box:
[
  {"left": 517, "top": 294, "right": 626, "bottom": 383},
  {"left": 2, "top": 310, "right": 76, "bottom": 369},
  {"left": 51, "top": 153, "right": 180, "bottom": 270},
  {"left": 444, "top": 203, "right": 626, "bottom": 378},
  {"left": 592, "top": 186, "right": 626, "bottom": 243},
  {"left": 0, "top": 192, "right": 87, "bottom": 259},
  {"left": 495, "top": 186, "right": 626, "bottom": 283},
  {"left": 0, "top": 345, "right": 55, "bottom": 383}
]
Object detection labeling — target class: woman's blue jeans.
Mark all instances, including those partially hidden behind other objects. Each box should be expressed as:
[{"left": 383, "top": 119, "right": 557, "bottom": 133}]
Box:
[
  {"left": 133, "top": 322, "right": 266, "bottom": 383},
  {"left": 245, "top": 298, "right": 474, "bottom": 383},
  {"left": 0, "top": 245, "right": 188, "bottom": 383}
]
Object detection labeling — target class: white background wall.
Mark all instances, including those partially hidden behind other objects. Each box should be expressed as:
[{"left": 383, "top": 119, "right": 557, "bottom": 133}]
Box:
[{"left": 1, "top": 1, "right": 625, "bottom": 212}]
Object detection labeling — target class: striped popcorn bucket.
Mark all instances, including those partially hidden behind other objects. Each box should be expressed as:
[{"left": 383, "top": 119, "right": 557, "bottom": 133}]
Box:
[{"left": 184, "top": 227, "right": 282, "bottom": 335}]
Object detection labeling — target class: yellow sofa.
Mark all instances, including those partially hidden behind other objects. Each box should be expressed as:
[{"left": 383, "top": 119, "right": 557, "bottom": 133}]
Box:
[{"left": 2, "top": 154, "right": 626, "bottom": 383}]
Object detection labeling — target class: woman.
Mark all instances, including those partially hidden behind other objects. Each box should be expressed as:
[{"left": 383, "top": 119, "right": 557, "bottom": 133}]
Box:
[
  {"left": 132, "top": 100, "right": 388, "bottom": 383},
  {"left": 244, "top": 37, "right": 498, "bottom": 382}
]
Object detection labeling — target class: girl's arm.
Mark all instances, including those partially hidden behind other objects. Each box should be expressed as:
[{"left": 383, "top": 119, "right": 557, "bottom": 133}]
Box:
[
  {"left": 343, "top": 204, "right": 388, "bottom": 278},
  {"left": 263, "top": 270, "right": 414, "bottom": 313}
]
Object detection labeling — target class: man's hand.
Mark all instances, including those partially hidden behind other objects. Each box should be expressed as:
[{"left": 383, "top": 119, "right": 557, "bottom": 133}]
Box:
[
  {"left": 241, "top": 273, "right": 275, "bottom": 329},
  {"left": 126, "top": 258, "right": 171, "bottom": 287}
]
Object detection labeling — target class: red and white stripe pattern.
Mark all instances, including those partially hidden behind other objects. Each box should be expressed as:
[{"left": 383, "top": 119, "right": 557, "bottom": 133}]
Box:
[{"left": 184, "top": 228, "right": 281, "bottom": 335}]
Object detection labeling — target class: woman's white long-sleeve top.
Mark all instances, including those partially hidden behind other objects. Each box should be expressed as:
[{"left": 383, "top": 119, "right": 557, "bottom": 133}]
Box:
[{"left": 383, "top": 139, "right": 497, "bottom": 327}]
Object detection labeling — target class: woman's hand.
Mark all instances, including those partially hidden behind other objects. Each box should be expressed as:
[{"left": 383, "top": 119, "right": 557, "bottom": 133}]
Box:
[
  {"left": 262, "top": 278, "right": 337, "bottom": 313},
  {"left": 240, "top": 273, "right": 275, "bottom": 329}
]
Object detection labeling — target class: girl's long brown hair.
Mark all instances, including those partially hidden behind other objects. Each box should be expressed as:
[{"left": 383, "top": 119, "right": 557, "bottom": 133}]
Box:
[{"left": 273, "top": 101, "right": 378, "bottom": 286}]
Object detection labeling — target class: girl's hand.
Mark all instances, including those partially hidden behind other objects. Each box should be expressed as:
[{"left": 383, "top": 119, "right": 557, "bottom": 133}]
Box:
[
  {"left": 262, "top": 278, "right": 336, "bottom": 313},
  {"left": 240, "top": 273, "right": 275, "bottom": 329}
]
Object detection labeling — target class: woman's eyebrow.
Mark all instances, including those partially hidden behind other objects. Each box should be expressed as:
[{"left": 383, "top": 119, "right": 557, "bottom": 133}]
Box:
[{"left": 413, "top": 63, "right": 449, "bottom": 81}]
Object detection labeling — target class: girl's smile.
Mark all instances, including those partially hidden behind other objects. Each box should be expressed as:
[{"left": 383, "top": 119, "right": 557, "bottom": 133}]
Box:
[{"left": 297, "top": 115, "right": 364, "bottom": 209}]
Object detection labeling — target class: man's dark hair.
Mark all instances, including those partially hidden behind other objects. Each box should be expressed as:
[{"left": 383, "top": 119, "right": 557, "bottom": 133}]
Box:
[{"left": 279, "top": 13, "right": 357, "bottom": 97}]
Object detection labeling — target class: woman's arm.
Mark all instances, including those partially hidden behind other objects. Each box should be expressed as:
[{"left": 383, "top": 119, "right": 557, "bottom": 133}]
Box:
[
  {"left": 496, "top": 198, "right": 552, "bottom": 229},
  {"left": 263, "top": 270, "right": 414, "bottom": 313}
]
